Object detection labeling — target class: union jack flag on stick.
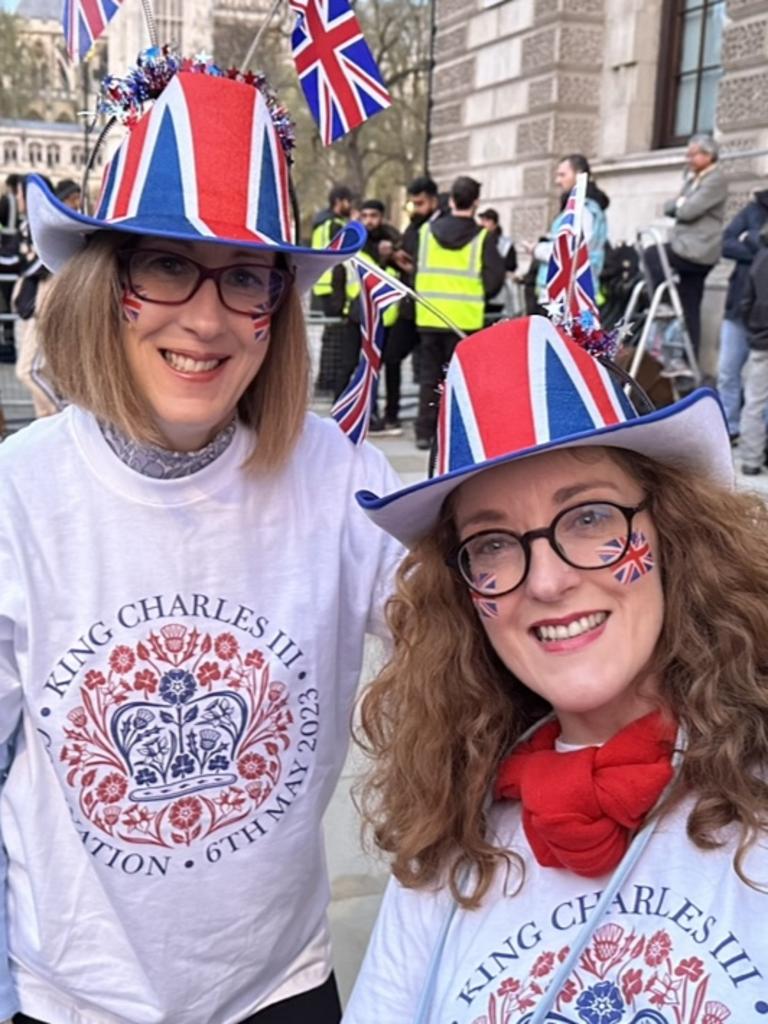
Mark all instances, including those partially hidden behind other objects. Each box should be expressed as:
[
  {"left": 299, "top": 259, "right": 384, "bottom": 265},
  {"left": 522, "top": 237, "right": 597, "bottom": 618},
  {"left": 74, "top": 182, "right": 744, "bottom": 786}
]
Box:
[
  {"left": 289, "top": 0, "right": 392, "bottom": 145},
  {"left": 62, "top": 0, "right": 124, "bottom": 62},
  {"left": 544, "top": 172, "right": 600, "bottom": 329},
  {"left": 331, "top": 261, "right": 402, "bottom": 444}
]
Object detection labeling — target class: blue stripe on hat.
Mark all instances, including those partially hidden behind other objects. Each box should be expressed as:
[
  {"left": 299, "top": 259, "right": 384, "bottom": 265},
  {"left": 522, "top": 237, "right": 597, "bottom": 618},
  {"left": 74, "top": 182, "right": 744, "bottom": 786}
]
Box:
[
  {"left": 545, "top": 341, "right": 598, "bottom": 437},
  {"left": 135, "top": 106, "right": 190, "bottom": 226},
  {"left": 448, "top": 390, "right": 474, "bottom": 472},
  {"left": 95, "top": 152, "right": 121, "bottom": 220},
  {"left": 257, "top": 123, "right": 282, "bottom": 240}
]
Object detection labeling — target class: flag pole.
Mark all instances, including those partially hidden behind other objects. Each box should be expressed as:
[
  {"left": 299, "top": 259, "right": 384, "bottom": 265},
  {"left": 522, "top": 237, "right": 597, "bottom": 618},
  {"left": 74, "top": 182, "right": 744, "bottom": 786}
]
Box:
[
  {"left": 349, "top": 256, "right": 467, "bottom": 340},
  {"left": 139, "top": 0, "right": 159, "bottom": 47},
  {"left": 242, "top": 0, "right": 283, "bottom": 69}
]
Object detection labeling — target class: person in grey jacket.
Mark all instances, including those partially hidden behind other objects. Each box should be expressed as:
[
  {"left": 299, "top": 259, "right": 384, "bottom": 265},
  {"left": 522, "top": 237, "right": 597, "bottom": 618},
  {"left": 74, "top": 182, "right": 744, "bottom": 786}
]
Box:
[{"left": 647, "top": 134, "right": 727, "bottom": 357}]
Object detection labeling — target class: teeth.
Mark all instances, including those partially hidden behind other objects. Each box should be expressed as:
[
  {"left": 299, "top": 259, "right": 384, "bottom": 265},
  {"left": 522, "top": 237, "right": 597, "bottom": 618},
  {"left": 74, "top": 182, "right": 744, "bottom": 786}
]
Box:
[
  {"left": 534, "top": 612, "right": 607, "bottom": 643},
  {"left": 164, "top": 351, "right": 221, "bottom": 373}
]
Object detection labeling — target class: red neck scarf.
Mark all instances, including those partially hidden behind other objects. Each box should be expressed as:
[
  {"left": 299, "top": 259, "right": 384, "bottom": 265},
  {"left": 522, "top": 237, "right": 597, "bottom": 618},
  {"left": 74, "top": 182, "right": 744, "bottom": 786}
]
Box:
[{"left": 495, "top": 711, "right": 677, "bottom": 878}]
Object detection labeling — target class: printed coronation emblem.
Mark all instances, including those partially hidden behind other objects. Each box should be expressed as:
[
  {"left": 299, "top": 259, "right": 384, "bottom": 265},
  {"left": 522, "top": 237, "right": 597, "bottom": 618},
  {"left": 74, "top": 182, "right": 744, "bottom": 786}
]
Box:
[
  {"left": 59, "top": 623, "right": 305, "bottom": 852},
  {"left": 597, "top": 532, "right": 655, "bottom": 586}
]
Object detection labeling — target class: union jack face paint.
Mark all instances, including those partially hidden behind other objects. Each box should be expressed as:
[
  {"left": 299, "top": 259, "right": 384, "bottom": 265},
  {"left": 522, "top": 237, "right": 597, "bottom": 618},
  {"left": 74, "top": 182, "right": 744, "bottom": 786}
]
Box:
[
  {"left": 121, "top": 287, "right": 143, "bottom": 323},
  {"left": 597, "top": 531, "right": 655, "bottom": 585},
  {"left": 470, "top": 572, "right": 499, "bottom": 619},
  {"left": 251, "top": 311, "right": 271, "bottom": 344}
]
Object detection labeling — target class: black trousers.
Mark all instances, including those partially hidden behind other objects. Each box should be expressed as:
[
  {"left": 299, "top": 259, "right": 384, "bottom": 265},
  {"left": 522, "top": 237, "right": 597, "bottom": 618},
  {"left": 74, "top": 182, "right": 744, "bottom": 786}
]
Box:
[
  {"left": 383, "top": 317, "right": 420, "bottom": 422},
  {"left": 415, "top": 328, "right": 462, "bottom": 443},
  {"left": 14, "top": 971, "right": 342, "bottom": 1024},
  {"left": 644, "top": 244, "right": 713, "bottom": 357}
]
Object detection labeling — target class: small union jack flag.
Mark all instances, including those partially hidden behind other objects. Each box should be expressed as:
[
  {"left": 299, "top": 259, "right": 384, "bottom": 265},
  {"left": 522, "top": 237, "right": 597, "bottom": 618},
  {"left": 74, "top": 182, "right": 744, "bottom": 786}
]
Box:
[
  {"left": 597, "top": 532, "right": 655, "bottom": 585},
  {"left": 62, "top": 0, "right": 123, "bottom": 63},
  {"left": 289, "top": 0, "right": 392, "bottom": 145},
  {"left": 470, "top": 572, "right": 498, "bottom": 619},
  {"left": 331, "top": 262, "right": 402, "bottom": 444},
  {"left": 545, "top": 173, "right": 600, "bottom": 327}
]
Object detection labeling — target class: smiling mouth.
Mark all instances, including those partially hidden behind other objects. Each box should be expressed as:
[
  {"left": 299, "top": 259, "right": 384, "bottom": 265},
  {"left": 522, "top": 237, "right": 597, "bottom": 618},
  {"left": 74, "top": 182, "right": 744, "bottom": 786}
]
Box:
[
  {"left": 162, "top": 350, "right": 226, "bottom": 374},
  {"left": 533, "top": 611, "right": 609, "bottom": 643}
]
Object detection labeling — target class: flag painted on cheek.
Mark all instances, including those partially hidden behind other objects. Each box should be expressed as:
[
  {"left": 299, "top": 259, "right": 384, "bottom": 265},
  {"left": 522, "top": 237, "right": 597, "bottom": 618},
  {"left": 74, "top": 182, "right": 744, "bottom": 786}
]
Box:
[
  {"left": 471, "top": 572, "right": 498, "bottom": 619},
  {"left": 121, "top": 288, "right": 143, "bottom": 322},
  {"left": 597, "top": 531, "right": 655, "bottom": 585},
  {"left": 251, "top": 312, "right": 271, "bottom": 344}
]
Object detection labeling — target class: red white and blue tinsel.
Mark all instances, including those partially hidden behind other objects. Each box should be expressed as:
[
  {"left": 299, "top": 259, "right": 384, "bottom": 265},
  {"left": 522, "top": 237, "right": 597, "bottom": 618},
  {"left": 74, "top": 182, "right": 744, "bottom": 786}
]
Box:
[{"left": 98, "top": 46, "right": 296, "bottom": 162}]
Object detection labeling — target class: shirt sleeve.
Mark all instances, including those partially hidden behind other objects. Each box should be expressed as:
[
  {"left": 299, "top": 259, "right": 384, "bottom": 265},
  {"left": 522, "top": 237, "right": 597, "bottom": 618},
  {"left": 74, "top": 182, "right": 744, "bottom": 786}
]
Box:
[
  {"left": 342, "top": 876, "right": 447, "bottom": 1023},
  {"left": 0, "top": 528, "right": 25, "bottom": 1018}
]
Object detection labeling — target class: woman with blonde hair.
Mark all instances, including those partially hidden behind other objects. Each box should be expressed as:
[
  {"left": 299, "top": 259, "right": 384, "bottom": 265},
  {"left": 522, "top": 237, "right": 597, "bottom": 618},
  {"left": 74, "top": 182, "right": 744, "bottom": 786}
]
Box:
[
  {"left": 344, "top": 315, "right": 768, "bottom": 1023},
  {"left": 0, "top": 55, "right": 401, "bottom": 1024}
]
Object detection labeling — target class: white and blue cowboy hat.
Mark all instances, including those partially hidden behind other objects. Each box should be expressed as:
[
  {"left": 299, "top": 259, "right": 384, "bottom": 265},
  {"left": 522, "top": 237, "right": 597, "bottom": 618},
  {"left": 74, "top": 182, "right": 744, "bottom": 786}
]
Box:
[{"left": 356, "top": 316, "right": 733, "bottom": 548}]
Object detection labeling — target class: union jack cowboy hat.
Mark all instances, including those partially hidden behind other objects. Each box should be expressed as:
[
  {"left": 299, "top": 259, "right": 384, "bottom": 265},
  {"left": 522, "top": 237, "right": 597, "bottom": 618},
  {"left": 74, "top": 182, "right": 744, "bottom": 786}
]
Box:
[
  {"left": 25, "top": 68, "right": 365, "bottom": 293},
  {"left": 356, "top": 316, "right": 732, "bottom": 547}
]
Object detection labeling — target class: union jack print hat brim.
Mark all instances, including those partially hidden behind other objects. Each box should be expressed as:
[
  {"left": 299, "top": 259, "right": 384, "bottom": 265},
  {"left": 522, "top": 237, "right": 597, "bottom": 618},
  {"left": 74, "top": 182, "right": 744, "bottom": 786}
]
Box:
[
  {"left": 25, "top": 71, "right": 364, "bottom": 294},
  {"left": 356, "top": 316, "right": 733, "bottom": 548}
]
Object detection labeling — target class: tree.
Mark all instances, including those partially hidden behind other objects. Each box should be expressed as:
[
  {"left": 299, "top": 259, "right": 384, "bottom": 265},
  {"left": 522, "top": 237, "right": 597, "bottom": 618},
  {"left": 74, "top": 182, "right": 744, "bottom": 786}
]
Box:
[
  {"left": 0, "top": 13, "right": 38, "bottom": 119},
  {"left": 213, "top": 0, "right": 430, "bottom": 236}
]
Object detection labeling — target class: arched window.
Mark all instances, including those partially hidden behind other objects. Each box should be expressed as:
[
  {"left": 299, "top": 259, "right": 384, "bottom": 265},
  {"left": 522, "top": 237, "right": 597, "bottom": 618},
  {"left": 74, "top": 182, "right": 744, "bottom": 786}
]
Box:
[
  {"left": 46, "top": 144, "right": 61, "bottom": 168},
  {"left": 654, "top": 0, "right": 726, "bottom": 147},
  {"left": 3, "top": 142, "right": 18, "bottom": 164},
  {"left": 28, "top": 142, "right": 44, "bottom": 167}
]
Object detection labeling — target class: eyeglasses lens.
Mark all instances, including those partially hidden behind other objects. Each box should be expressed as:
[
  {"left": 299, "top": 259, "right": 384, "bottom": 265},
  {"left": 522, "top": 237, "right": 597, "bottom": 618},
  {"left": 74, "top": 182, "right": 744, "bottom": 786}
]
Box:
[
  {"left": 459, "top": 503, "right": 630, "bottom": 594},
  {"left": 128, "top": 252, "right": 287, "bottom": 315}
]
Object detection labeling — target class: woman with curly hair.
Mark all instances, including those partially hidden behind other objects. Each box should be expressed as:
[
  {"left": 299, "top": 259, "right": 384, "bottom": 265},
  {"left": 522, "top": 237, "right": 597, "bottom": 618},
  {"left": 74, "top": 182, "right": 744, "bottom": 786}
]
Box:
[{"left": 343, "top": 315, "right": 768, "bottom": 1023}]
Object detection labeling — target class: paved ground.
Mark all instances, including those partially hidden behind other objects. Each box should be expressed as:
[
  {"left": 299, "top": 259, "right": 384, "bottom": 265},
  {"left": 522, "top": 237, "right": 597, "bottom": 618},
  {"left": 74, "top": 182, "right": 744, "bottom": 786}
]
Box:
[{"left": 4, "top": 355, "right": 768, "bottom": 1007}]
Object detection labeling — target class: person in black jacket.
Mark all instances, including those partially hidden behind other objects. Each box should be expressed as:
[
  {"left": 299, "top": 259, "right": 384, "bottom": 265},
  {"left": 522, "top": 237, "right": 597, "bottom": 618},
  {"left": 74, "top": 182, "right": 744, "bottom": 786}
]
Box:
[
  {"left": 716, "top": 189, "right": 768, "bottom": 441},
  {"left": 738, "top": 222, "right": 768, "bottom": 475}
]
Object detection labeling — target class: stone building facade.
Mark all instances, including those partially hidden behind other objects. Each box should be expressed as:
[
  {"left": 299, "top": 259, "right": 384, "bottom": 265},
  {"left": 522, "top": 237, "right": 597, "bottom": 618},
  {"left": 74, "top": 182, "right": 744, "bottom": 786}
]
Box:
[
  {"left": 427, "top": 0, "right": 768, "bottom": 365},
  {"left": 428, "top": 0, "right": 768, "bottom": 243}
]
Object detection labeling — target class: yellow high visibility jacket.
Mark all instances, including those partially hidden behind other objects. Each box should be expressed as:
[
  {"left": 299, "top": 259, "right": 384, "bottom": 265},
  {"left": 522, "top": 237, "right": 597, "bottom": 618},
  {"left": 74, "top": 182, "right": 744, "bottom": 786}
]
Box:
[
  {"left": 415, "top": 224, "right": 486, "bottom": 331},
  {"left": 311, "top": 216, "right": 347, "bottom": 297}
]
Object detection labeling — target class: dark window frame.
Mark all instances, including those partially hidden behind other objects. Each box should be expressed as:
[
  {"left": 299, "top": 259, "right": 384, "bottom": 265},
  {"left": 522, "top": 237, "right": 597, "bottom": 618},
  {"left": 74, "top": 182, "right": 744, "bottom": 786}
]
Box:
[{"left": 653, "top": 0, "right": 725, "bottom": 149}]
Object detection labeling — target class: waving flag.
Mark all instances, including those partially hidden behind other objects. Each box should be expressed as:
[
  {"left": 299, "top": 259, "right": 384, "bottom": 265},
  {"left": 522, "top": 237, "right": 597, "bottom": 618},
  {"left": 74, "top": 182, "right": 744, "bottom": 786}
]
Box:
[
  {"left": 289, "top": 0, "right": 392, "bottom": 145},
  {"left": 331, "top": 262, "right": 402, "bottom": 444},
  {"left": 62, "top": 0, "right": 123, "bottom": 62},
  {"left": 545, "top": 172, "right": 600, "bottom": 326}
]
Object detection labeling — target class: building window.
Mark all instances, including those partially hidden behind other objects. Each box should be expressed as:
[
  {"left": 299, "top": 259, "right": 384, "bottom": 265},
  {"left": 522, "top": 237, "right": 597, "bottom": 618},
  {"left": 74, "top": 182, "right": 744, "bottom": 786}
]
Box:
[
  {"left": 654, "top": 0, "right": 725, "bottom": 148},
  {"left": 3, "top": 143, "right": 18, "bottom": 164},
  {"left": 155, "top": 0, "right": 184, "bottom": 47},
  {"left": 28, "top": 142, "right": 43, "bottom": 167},
  {"left": 46, "top": 144, "right": 61, "bottom": 168}
]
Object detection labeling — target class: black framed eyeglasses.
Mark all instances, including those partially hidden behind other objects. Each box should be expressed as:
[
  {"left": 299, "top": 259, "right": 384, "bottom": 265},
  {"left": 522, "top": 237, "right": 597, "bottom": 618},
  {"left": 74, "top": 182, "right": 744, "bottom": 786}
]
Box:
[
  {"left": 448, "top": 500, "right": 648, "bottom": 597},
  {"left": 118, "top": 249, "right": 294, "bottom": 317}
]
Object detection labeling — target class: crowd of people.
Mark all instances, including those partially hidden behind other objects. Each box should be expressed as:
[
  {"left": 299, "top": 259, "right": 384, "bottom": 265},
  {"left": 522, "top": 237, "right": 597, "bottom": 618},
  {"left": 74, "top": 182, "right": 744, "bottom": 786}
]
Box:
[{"left": 0, "top": 52, "right": 767, "bottom": 1024}]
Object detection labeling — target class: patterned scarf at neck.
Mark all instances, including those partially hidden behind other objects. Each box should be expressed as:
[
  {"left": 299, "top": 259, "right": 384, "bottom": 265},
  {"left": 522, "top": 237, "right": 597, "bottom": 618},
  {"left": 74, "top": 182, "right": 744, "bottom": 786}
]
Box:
[
  {"left": 99, "top": 419, "right": 237, "bottom": 479},
  {"left": 494, "top": 710, "right": 677, "bottom": 878}
]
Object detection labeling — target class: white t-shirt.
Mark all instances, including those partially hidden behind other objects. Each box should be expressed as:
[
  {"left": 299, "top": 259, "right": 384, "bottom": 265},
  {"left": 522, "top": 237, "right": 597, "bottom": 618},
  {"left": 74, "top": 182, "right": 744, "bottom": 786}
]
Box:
[
  {"left": 0, "top": 406, "right": 403, "bottom": 1024},
  {"left": 344, "top": 796, "right": 768, "bottom": 1023}
]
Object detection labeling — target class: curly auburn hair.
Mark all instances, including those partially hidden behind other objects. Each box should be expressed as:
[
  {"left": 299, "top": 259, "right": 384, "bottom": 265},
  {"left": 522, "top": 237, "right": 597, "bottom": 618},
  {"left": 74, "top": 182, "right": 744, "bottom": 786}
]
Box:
[{"left": 355, "top": 448, "right": 768, "bottom": 909}]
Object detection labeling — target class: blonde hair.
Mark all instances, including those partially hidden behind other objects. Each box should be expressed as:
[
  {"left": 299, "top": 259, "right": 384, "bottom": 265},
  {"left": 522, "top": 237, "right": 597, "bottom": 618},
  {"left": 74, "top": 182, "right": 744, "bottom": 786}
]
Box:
[
  {"left": 37, "top": 231, "right": 310, "bottom": 471},
  {"left": 356, "top": 450, "right": 768, "bottom": 908}
]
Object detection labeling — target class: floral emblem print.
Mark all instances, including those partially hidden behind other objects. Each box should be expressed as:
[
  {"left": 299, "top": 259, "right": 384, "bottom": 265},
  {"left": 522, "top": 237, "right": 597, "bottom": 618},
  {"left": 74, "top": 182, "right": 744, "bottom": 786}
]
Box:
[
  {"left": 470, "top": 925, "right": 732, "bottom": 1024},
  {"left": 60, "top": 624, "right": 294, "bottom": 849}
]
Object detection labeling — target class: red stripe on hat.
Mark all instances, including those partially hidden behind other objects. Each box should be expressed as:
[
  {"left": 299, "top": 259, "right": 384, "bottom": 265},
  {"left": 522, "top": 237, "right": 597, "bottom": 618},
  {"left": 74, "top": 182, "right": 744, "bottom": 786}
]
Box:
[
  {"left": 184, "top": 75, "right": 256, "bottom": 240},
  {"left": 111, "top": 114, "right": 151, "bottom": 219},
  {"left": 459, "top": 323, "right": 537, "bottom": 457},
  {"left": 563, "top": 331, "right": 623, "bottom": 426}
]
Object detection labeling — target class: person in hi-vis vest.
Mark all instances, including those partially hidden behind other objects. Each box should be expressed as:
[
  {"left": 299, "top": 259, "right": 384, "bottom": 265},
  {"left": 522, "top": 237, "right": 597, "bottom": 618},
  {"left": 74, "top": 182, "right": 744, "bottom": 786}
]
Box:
[
  {"left": 310, "top": 185, "right": 353, "bottom": 393},
  {"left": 413, "top": 175, "right": 505, "bottom": 450}
]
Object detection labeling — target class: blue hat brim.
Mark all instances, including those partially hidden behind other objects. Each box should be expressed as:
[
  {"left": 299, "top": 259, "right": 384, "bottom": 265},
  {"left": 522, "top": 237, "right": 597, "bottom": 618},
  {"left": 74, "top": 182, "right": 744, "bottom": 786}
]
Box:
[
  {"left": 25, "top": 175, "right": 365, "bottom": 294},
  {"left": 356, "top": 388, "right": 733, "bottom": 548}
]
